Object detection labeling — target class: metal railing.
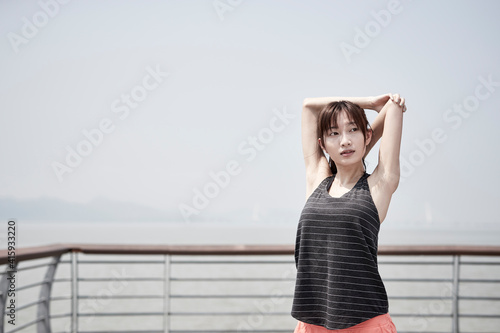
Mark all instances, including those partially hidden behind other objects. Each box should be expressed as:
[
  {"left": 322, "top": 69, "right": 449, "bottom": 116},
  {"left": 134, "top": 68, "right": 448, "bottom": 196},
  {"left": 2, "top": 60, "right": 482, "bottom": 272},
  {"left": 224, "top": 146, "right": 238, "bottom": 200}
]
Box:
[{"left": 1, "top": 244, "right": 500, "bottom": 333}]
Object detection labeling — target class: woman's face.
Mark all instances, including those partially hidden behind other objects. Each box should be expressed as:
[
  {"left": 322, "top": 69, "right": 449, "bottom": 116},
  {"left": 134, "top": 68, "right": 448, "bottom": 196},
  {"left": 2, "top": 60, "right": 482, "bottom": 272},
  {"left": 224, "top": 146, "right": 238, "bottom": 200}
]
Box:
[{"left": 320, "top": 111, "right": 371, "bottom": 168}]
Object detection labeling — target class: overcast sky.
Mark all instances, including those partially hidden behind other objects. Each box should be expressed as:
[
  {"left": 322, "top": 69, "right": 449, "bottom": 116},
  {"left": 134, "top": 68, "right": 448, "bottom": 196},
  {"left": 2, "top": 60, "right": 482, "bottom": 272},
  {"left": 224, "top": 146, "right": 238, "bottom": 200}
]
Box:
[{"left": 1, "top": 0, "right": 500, "bottom": 231}]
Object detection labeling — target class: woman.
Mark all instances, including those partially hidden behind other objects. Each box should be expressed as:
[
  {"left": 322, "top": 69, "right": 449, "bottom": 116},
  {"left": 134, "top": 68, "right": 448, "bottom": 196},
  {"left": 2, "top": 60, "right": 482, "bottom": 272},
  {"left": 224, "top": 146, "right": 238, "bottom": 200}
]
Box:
[{"left": 292, "top": 94, "right": 406, "bottom": 332}]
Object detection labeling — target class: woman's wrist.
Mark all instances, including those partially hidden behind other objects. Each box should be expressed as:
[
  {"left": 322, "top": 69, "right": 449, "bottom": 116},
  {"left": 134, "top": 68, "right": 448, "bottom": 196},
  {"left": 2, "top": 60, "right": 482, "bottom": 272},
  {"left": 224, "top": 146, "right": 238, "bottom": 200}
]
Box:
[
  {"left": 366, "top": 97, "right": 377, "bottom": 111},
  {"left": 370, "top": 94, "right": 393, "bottom": 113}
]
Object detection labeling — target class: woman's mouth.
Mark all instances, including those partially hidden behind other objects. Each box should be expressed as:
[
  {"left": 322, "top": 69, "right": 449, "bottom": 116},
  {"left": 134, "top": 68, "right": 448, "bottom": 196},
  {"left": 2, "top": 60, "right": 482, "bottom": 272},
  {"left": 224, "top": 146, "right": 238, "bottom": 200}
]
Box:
[{"left": 340, "top": 150, "right": 355, "bottom": 157}]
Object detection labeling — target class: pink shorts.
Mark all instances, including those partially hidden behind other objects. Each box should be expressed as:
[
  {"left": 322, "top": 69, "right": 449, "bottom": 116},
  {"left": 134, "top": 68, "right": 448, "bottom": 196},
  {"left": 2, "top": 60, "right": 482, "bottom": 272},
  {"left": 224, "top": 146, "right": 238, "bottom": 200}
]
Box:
[{"left": 294, "top": 313, "right": 397, "bottom": 333}]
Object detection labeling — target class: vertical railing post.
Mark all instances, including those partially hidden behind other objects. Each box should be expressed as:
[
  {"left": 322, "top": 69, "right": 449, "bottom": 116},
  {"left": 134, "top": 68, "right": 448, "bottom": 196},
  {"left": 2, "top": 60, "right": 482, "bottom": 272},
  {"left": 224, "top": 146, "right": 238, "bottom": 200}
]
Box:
[
  {"left": 163, "top": 254, "right": 171, "bottom": 333},
  {"left": 71, "top": 252, "right": 79, "bottom": 333},
  {"left": 37, "top": 255, "right": 61, "bottom": 333},
  {"left": 452, "top": 255, "right": 460, "bottom": 333}
]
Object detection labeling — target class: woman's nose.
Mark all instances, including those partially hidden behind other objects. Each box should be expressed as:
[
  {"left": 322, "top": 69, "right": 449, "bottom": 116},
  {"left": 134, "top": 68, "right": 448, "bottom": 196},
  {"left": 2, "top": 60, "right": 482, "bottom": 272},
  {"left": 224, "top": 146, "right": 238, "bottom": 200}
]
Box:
[{"left": 341, "top": 134, "right": 351, "bottom": 146}]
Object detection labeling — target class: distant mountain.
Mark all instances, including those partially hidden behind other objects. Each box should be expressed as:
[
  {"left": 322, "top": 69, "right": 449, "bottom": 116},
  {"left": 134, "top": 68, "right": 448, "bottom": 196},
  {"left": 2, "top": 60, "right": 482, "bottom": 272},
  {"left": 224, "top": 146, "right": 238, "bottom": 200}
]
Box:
[{"left": 0, "top": 196, "right": 177, "bottom": 222}]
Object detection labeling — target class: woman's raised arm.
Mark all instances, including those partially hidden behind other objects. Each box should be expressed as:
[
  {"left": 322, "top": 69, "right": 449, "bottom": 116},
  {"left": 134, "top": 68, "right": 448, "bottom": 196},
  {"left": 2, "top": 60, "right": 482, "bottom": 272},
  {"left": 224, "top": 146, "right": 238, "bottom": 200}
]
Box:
[
  {"left": 364, "top": 94, "right": 393, "bottom": 157},
  {"left": 368, "top": 93, "right": 406, "bottom": 222}
]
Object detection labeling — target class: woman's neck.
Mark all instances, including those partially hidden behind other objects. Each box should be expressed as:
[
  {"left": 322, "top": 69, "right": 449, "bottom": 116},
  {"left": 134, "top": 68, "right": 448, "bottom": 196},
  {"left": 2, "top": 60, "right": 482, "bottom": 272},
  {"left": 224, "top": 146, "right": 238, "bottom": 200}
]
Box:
[{"left": 334, "top": 164, "right": 365, "bottom": 187}]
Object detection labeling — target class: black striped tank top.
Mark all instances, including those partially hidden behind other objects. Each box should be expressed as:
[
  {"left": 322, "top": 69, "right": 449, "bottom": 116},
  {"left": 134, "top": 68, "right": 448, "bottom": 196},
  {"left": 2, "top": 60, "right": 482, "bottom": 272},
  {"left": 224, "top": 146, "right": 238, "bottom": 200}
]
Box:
[{"left": 291, "top": 172, "right": 388, "bottom": 330}]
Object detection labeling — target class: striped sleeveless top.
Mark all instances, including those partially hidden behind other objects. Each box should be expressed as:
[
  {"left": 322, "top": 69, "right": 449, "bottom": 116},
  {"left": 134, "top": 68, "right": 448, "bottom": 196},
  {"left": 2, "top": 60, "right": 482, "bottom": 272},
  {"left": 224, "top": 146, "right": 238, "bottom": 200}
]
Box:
[{"left": 291, "top": 172, "right": 388, "bottom": 330}]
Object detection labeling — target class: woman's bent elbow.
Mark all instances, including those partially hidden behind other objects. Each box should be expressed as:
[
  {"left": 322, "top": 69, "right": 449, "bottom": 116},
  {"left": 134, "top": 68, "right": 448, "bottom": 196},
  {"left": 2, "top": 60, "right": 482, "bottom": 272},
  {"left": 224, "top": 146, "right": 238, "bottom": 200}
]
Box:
[{"left": 303, "top": 98, "right": 313, "bottom": 108}]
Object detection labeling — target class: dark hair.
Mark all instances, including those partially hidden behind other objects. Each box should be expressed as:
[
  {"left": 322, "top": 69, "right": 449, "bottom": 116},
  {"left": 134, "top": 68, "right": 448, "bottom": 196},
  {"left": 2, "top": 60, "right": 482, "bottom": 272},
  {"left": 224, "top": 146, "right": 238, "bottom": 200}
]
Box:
[{"left": 317, "top": 100, "right": 371, "bottom": 174}]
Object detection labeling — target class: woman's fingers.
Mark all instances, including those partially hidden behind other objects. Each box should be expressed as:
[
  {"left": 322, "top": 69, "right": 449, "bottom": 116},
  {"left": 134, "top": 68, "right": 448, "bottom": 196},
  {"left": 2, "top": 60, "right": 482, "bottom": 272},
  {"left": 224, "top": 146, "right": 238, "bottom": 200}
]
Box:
[
  {"left": 390, "top": 94, "right": 407, "bottom": 112},
  {"left": 400, "top": 97, "right": 406, "bottom": 112},
  {"left": 390, "top": 93, "right": 399, "bottom": 102}
]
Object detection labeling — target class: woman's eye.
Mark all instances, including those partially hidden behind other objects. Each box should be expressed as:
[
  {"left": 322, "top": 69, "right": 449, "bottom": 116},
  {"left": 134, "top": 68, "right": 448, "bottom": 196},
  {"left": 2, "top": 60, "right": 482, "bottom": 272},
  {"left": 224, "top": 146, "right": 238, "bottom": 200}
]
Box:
[
  {"left": 350, "top": 127, "right": 358, "bottom": 132},
  {"left": 330, "top": 132, "right": 339, "bottom": 136}
]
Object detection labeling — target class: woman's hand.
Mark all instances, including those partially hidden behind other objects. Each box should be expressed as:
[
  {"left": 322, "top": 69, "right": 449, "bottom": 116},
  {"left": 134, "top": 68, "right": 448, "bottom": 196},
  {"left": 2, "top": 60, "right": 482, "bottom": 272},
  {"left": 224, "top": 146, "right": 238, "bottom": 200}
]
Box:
[
  {"left": 389, "top": 93, "right": 407, "bottom": 112},
  {"left": 371, "top": 93, "right": 408, "bottom": 113}
]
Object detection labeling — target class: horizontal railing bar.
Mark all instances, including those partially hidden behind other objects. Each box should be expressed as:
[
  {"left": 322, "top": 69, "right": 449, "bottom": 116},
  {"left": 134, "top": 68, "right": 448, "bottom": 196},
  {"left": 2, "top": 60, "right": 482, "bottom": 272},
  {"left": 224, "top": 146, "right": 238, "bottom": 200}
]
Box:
[
  {"left": 171, "top": 294, "right": 293, "bottom": 299},
  {"left": 172, "top": 312, "right": 455, "bottom": 318},
  {"left": 16, "top": 297, "right": 46, "bottom": 311},
  {"left": 53, "top": 278, "right": 72, "bottom": 283},
  {"left": 379, "top": 245, "right": 500, "bottom": 256},
  {"left": 78, "top": 260, "right": 164, "bottom": 264},
  {"left": 172, "top": 294, "right": 453, "bottom": 300},
  {"left": 460, "top": 296, "right": 500, "bottom": 301},
  {"left": 378, "top": 261, "right": 453, "bottom": 265},
  {"left": 77, "top": 311, "right": 297, "bottom": 317},
  {"left": 459, "top": 314, "right": 500, "bottom": 318},
  {"left": 79, "top": 277, "right": 163, "bottom": 282},
  {"left": 164, "top": 294, "right": 455, "bottom": 301},
  {"left": 79, "top": 312, "right": 164, "bottom": 316},
  {"left": 384, "top": 278, "right": 453, "bottom": 282},
  {"left": 168, "top": 277, "right": 454, "bottom": 282},
  {"left": 398, "top": 331, "right": 452, "bottom": 333},
  {"left": 3, "top": 244, "right": 500, "bottom": 264},
  {"left": 170, "top": 277, "right": 295, "bottom": 281},
  {"left": 79, "top": 295, "right": 163, "bottom": 299},
  {"left": 389, "top": 296, "right": 453, "bottom": 300},
  {"left": 460, "top": 279, "right": 500, "bottom": 283},
  {"left": 460, "top": 261, "right": 500, "bottom": 265},
  {"left": 77, "top": 260, "right": 294, "bottom": 264},
  {"left": 50, "top": 312, "right": 71, "bottom": 319},
  {"left": 16, "top": 280, "right": 50, "bottom": 291},
  {"left": 51, "top": 295, "right": 71, "bottom": 301},
  {"left": 171, "top": 260, "right": 294, "bottom": 264},
  {"left": 390, "top": 313, "right": 452, "bottom": 318},
  {"left": 172, "top": 312, "right": 291, "bottom": 316},
  {"left": 74, "top": 244, "right": 295, "bottom": 256}
]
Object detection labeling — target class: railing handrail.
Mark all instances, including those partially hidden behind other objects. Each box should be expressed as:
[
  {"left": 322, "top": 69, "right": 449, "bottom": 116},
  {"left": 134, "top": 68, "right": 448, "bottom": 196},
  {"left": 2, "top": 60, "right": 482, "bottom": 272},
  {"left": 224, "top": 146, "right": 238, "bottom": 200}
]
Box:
[{"left": 2, "top": 244, "right": 500, "bottom": 264}]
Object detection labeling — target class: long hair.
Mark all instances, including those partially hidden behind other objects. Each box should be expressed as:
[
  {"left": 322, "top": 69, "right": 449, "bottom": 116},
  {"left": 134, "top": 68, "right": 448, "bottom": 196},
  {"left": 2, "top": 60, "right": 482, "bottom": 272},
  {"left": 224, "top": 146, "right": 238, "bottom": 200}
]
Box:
[{"left": 317, "top": 100, "right": 371, "bottom": 174}]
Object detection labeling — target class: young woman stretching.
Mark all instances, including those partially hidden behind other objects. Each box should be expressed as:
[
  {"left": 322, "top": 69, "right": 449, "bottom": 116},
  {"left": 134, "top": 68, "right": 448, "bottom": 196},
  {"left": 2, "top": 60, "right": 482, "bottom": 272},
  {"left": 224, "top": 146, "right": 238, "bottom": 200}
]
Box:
[{"left": 292, "top": 94, "right": 406, "bottom": 332}]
